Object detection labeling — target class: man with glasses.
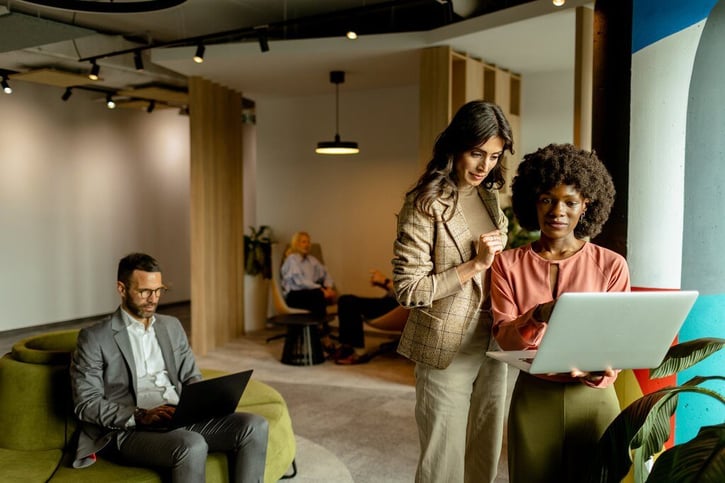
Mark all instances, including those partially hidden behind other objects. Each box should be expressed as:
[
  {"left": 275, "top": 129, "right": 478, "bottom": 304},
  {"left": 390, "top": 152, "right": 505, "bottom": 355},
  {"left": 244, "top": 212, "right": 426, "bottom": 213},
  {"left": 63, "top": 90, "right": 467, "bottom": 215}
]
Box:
[{"left": 69, "top": 253, "right": 268, "bottom": 483}]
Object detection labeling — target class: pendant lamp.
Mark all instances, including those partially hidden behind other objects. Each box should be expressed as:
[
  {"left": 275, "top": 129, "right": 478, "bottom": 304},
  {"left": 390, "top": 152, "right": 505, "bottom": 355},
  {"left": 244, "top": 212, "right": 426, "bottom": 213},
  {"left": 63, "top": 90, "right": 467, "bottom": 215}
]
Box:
[{"left": 316, "top": 70, "right": 360, "bottom": 155}]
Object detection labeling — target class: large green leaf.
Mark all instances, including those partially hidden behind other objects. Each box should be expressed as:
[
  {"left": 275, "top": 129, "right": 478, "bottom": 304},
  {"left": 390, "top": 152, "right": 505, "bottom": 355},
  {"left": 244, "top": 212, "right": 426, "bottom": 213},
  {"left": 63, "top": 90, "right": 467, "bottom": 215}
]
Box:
[
  {"left": 588, "top": 390, "right": 672, "bottom": 483},
  {"left": 651, "top": 338, "right": 725, "bottom": 379},
  {"left": 646, "top": 423, "right": 725, "bottom": 483},
  {"left": 588, "top": 377, "right": 725, "bottom": 483},
  {"left": 631, "top": 382, "right": 725, "bottom": 481}
]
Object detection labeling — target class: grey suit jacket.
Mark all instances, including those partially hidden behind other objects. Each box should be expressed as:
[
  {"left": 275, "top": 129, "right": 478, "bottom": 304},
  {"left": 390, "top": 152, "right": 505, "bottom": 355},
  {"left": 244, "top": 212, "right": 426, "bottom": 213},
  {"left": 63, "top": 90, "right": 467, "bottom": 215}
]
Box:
[
  {"left": 69, "top": 308, "right": 202, "bottom": 468},
  {"left": 392, "top": 186, "right": 508, "bottom": 369}
]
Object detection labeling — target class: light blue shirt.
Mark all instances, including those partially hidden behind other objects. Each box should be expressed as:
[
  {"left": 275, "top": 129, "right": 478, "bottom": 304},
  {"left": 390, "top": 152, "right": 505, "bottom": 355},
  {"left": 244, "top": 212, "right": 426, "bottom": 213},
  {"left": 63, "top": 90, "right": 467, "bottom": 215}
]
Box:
[{"left": 280, "top": 253, "right": 333, "bottom": 297}]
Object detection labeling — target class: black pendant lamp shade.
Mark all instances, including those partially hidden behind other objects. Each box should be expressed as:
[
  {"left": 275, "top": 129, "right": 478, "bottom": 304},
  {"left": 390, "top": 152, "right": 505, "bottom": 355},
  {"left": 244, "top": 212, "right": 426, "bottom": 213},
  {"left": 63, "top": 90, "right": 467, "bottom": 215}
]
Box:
[{"left": 315, "top": 70, "right": 359, "bottom": 155}]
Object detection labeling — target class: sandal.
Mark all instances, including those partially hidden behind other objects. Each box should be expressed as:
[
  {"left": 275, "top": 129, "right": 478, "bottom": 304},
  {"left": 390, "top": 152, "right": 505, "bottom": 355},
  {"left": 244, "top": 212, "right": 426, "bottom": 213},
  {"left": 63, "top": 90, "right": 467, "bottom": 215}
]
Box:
[
  {"left": 334, "top": 352, "right": 372, "bottom": 365},
  {"left": 320, "top": 337, "right": 339, "bottom": 359}
]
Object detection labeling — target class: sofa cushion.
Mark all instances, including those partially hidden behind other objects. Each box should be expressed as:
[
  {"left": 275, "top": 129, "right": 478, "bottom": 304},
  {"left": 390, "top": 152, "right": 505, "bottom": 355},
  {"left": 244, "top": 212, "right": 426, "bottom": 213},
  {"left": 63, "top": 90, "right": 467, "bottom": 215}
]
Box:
[
  {"left": 0, "top": 355, "right": 76, "bottom": 451},
  {"left": 201, "top": 370, "right": 296, "bottom": 482},
  {"left": 11, "top": 329, "right": 80, "bottom": 365},
  {"left": 0, "top": 448, "right": 62, "bottom": 482}
]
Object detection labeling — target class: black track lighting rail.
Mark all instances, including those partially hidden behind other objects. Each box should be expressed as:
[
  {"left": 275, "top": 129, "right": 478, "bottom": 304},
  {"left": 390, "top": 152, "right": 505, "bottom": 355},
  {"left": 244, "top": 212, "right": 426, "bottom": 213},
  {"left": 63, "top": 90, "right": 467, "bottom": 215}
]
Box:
[{"left": 76, "top": 0, "right": 452, "bottom": 63}]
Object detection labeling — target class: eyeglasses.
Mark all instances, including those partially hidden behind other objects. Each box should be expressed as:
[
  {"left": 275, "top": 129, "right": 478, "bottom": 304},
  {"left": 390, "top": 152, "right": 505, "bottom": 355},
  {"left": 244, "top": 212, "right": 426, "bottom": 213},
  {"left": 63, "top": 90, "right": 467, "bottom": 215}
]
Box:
[{"left": 133, "top": 287, "right": 168, "bottom": 299}]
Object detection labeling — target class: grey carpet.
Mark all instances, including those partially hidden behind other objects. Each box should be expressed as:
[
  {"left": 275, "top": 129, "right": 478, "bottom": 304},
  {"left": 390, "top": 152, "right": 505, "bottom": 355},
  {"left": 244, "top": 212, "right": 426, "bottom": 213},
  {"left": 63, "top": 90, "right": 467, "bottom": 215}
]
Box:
[{"left": 196, "top": 332, "right": 420, "bottom": 482}]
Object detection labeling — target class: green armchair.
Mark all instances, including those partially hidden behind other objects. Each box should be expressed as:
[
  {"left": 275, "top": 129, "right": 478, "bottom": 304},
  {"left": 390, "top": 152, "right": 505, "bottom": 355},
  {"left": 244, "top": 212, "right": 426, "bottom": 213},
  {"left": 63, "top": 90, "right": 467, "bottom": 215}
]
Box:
[{"left": 0, "top": 329, "right": 295, "bottom": 482}]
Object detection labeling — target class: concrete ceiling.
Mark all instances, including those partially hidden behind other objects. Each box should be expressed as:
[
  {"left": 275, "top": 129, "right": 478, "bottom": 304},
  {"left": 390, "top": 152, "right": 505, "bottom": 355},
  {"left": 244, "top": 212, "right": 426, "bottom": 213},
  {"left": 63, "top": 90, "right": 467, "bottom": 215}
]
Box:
[{"left": 0, "top": 0, "right": 593, "bottom": 104}]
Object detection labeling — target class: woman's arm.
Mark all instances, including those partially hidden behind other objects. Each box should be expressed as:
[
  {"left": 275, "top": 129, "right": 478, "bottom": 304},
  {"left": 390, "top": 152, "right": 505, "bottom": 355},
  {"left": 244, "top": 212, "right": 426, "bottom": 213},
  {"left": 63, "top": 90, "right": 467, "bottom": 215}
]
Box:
[
  {"left": 490, "top": 254, "right": 548, "bottom": 350},
  {"left": 392, "top": 199, "right": 460, "bottom": 307}
]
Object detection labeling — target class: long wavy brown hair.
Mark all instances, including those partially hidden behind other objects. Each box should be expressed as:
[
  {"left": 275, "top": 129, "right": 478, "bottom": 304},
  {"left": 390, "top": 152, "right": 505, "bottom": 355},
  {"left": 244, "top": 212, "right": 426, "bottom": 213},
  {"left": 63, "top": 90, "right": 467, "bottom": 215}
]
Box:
[{"left": 408, "top": 100, "right": 514, "bottom": 220}]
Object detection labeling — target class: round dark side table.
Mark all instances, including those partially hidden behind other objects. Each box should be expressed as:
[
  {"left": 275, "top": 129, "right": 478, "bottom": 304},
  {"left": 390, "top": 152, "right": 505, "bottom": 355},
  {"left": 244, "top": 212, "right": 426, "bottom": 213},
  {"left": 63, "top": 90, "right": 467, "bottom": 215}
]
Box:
[{"left": 267, "top": 314, "right": 326, "bottom": 365}]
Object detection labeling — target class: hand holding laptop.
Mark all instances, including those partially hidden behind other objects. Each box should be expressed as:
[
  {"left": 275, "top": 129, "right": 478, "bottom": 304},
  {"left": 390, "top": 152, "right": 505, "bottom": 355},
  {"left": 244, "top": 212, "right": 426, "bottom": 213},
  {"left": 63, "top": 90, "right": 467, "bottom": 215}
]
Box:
[{"left": 569, "top": 367, "right": 616, "bottom": 384}]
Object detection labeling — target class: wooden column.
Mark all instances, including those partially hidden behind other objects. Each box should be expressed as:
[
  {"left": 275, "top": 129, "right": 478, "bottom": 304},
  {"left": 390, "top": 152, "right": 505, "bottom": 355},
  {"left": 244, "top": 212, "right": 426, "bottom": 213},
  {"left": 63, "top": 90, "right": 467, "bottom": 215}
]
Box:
[{"left": 189, "top": 77, "right": 245, "bottom": 356}]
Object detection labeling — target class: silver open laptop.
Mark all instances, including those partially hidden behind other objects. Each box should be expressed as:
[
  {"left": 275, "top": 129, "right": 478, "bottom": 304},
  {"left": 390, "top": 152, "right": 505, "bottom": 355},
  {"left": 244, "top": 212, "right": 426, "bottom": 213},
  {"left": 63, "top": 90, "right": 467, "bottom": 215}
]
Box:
[{"left": 486, "top": 291, "right": 699, "bottom": 374}]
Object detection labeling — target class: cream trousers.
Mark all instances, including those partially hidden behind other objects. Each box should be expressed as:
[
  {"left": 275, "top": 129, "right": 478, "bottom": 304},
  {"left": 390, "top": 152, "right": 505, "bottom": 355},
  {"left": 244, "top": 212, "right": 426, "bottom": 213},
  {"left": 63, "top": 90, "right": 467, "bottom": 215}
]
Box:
[{"left": 414, "top": 318, "right": 508, "bottom": 483}]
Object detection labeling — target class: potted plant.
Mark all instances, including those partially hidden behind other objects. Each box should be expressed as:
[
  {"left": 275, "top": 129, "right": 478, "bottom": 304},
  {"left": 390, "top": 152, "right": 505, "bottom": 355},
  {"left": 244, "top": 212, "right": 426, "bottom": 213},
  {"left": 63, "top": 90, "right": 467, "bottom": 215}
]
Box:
[
  {"left": 588, "top": 337, "right": 725, "bottom": 483},
  {"left": 244, "top": 225, "right": 273, "bottom": 279}
]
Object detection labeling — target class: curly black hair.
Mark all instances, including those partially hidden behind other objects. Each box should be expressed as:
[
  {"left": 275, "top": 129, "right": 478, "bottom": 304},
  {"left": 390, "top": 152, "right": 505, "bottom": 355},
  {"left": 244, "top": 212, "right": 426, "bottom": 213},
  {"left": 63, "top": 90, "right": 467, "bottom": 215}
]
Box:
[{"left": 511, "top": 143, "right": 615, "bottom": 239}]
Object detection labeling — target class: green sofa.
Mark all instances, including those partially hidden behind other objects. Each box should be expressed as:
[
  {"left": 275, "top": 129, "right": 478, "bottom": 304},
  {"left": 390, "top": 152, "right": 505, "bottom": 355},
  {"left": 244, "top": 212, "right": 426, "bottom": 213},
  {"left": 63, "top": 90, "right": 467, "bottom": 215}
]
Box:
[{"left": 0, "top": 329, "right": 296, "bottom": 482}]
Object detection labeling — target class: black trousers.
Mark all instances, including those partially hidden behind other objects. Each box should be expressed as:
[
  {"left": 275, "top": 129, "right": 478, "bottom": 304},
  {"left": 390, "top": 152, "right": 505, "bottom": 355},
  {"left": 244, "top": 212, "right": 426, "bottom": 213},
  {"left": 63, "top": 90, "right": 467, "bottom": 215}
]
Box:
[
  {"left": 337, "top": 295, "right": 398, "bottom": 348},
  {"left": 285, "top": 288, "right": 328, "bottom": 317}
]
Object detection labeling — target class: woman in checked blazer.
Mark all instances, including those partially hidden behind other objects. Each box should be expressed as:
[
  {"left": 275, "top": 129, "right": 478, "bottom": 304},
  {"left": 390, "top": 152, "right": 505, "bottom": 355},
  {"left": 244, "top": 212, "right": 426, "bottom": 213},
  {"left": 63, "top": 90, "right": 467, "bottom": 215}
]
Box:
[{"left": 393, "top": 100, "right": 513, "bottom": 483}]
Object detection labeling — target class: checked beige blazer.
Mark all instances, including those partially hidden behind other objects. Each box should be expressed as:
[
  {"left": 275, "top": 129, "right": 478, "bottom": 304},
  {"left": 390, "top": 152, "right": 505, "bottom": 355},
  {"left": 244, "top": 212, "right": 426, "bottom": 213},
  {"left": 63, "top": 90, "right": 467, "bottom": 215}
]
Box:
[{"left": 392, "top": 186, "right": 508, "bottom": 369}]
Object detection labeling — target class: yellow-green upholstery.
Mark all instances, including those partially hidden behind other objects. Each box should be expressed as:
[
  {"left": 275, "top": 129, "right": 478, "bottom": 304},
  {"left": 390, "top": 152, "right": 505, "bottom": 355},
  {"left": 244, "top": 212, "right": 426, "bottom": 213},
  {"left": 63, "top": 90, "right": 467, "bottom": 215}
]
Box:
[{"left": 0, "top": 330, "right": 295, "bottom": 482}]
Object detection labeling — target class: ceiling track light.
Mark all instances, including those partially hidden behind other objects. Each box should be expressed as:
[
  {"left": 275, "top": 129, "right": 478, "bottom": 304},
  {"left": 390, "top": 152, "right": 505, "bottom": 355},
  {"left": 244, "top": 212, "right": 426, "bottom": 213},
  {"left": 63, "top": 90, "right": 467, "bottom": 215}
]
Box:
[
  {"left": 552, "top": 0, "right": 566, "bottom": 6},
  {"left": 134, "top": 51, "right": 144, "bottom": 71},
  {"left": 193, "top": 44, "right": 205, "bottom": 63},
  {"left": 61, "top": 87, "right": 73, "bottom": 101},
  {"left": 106, "top": 94, "right": 116, "bottom": 109},
  {"left": 89, "top": 60, "right": 100, "bottom": 81},
  {"left": 147, "top": 100, "right": 156, "bottom": 113},
  {"left": 315, "top": 70, "right": 359, "bottom": 155},
  {"left": 1, "top": 76, "right": 11, "bottom": 94},
  {"left": 346, "top": 30, "right": 358, "bottom": 40}
]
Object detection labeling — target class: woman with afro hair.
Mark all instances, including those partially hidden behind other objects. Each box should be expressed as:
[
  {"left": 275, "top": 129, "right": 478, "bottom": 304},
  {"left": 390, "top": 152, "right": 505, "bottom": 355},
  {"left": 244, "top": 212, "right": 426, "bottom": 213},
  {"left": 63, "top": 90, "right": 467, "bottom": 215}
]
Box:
[{"left": 490, "top": 143, "right": 630, "bottom": 483}]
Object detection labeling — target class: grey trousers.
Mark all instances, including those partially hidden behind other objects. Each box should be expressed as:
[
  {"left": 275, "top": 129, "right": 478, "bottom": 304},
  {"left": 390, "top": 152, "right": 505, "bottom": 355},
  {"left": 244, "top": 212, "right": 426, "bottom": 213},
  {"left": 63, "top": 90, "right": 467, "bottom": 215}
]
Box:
[
  {"left": 414, "top": 319, "right": 508, "bottom": 483},
  {"left": 115, "top": 412, "right": 269, "bottom": 483}
]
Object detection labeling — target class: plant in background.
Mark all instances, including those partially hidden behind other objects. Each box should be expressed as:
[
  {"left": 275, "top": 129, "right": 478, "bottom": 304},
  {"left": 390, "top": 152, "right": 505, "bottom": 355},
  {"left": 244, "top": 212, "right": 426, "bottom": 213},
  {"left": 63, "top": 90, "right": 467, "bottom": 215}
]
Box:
[
  {"left": 588, "top": 338, "right": 725, "bottom": 483},
  {"left": 244, "top": 225, "right": 273, "bottom": 279},
  {"left": 503, "top": 206, "right": 539, "bottom": 249}
]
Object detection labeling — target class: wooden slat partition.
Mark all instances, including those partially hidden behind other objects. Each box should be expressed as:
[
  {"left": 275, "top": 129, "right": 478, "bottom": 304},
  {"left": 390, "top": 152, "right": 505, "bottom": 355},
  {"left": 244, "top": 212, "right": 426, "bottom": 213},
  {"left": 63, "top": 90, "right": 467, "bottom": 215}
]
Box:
[
  {"left": 419, "top": 46, "right": 451, "bottom": 166},
  {"left": 189, "top": 77, "right": 245, "bottom": 356}
]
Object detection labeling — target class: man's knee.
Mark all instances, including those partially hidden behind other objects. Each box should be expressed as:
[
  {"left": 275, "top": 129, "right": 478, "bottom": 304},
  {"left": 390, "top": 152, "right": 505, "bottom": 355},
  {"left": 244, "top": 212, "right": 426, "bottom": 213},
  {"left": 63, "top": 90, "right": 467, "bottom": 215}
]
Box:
[
  {"left": 232, "top": 413, "right": 269, "bottom": 448},
  {"left": 172, "top": 431, "right": 208, "bottom": 467}
]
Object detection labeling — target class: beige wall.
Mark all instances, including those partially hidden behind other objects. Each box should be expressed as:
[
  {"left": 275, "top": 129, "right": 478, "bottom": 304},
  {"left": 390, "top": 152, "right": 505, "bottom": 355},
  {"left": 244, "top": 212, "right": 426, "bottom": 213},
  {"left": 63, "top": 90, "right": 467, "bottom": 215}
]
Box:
[
  {"left": 0, "top": 83, "right": 190, "bottom": 332},
  {"left": 256, "top": 85, "right": 420, "bottom": 297}
]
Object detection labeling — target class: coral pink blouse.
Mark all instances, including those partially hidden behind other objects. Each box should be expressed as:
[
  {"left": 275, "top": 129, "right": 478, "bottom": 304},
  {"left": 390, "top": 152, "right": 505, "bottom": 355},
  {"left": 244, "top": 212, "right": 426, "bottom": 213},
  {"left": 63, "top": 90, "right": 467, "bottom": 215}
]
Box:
[{"left": 490, "top": 242, "right": 630, "bottom": 386}]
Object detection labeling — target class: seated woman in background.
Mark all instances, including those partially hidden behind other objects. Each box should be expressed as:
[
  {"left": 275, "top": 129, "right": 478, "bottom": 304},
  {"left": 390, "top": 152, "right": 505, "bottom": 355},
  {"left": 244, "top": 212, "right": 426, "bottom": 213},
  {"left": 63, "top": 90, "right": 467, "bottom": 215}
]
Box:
[
  {"left": 490, "top": 143, "right": 630, "bottom": 483},
  {"left": 333, "top": 269, "right": 402, "bottom": 365},
  {"left": 280, "top": 231, "right": 337, "bottom": 318}
]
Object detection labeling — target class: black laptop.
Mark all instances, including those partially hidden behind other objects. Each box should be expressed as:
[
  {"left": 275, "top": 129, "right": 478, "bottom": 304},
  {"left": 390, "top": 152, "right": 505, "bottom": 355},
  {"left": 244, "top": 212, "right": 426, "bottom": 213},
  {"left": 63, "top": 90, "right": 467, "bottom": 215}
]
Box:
[{"left": 144, "top": 369, "right": 253, "bottom": 431}]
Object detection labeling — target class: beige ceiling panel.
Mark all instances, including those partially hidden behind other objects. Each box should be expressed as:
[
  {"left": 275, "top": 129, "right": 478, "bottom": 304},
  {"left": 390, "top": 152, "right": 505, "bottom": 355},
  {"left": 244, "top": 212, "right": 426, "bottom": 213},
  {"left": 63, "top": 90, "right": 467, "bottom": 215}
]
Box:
[{"left": 9, "top": 68, "right": 95, "bottom": 87}]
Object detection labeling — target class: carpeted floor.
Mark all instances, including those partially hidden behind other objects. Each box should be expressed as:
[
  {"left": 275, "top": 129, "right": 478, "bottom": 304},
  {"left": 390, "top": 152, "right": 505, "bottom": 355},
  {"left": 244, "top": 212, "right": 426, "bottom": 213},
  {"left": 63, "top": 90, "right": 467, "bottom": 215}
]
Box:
[{"left": 195, "top": 330, "right": 421, "bottom": 483}]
